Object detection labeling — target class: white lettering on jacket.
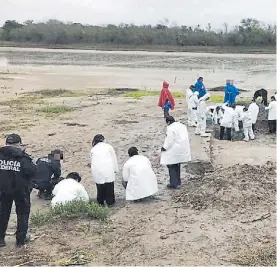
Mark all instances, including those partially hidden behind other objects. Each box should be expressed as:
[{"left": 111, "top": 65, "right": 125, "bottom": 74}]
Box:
[{"left": 0, "top": 160, "right": 21, "bottom": 172}]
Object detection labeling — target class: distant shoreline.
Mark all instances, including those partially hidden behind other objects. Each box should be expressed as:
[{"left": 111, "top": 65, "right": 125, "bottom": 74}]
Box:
[{"left": 0, "top": 42, "right": 275, "bottom": 54}]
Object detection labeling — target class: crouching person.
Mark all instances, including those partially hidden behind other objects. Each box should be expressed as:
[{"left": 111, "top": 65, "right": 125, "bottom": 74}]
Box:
[
  {"left": 122, "top": 147, "right": 158, "bottom": 202},
  {"left": 33, "top": 149, "right": 63, "bottom": 200},
  {"left": 51, "top": 172, "right": 89, "bottom": 208}
]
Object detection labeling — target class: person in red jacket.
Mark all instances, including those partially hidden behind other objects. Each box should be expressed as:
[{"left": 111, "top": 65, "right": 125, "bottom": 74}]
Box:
[{"left": 158, "top": 81, "right": 175, "bottom": 117}]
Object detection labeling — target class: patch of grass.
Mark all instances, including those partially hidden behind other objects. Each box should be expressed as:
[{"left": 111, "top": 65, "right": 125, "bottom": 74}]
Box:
[
  {"left": 123, "top": 90, "right": 184, "bottom": 99},
  {"left": 30, "top": 200, "right": 109, "bottom": 227},
  {"left": 0, "top": 96, "right": 45, "bottom": 107},
  {"left": 31, "top": 89, "right": 88, "bottom": 98},
  {"left": 39, "top": 105, "right": 74, "bottom": 114},
  {"left": 232, "top": 243, "right": 276, "bottom": 266},
  {"left": 208, "top": 95, "right": 252, "bottom": 103}
]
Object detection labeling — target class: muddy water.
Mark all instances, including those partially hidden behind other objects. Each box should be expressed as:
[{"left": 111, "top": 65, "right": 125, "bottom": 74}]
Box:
[{"left": 0, "top": 47, "right": 275, "bottom": 95}]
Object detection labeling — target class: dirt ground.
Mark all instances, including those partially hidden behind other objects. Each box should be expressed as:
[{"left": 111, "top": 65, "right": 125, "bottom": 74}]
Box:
[{"left": 0, "top": 62, "right": 276, "bottom": 266}]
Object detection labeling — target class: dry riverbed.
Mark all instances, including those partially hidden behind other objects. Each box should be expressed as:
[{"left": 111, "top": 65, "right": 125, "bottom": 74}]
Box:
[{"left": 0, "top": 67, "right": 276, "bottom": 266}]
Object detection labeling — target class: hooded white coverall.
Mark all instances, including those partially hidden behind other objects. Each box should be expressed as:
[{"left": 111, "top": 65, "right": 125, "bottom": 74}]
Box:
[
  {"left": 248, "top": 102, "right": 259, "bottom": 126},
  {"left": 186, "top": 88, "right": 193, "bottom": 126},
  {"left": 195, "top": 93, "right": 210, "bottom": 137},
  {"left": 188, "top": 91, "right": 199, "bottom": 126},
  {"left": 239, "top": 110, "right": 255, "bottom": 141}
]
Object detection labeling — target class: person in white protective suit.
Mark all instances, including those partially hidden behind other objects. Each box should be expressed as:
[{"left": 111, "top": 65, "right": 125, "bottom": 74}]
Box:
[
  {"left": 160, "top": 116, "right": 191, "bottom": 189},
  {"left": 186, "top": 85, "right": 194, "bottom": 126},
  {"left": 195, "top": 93, "right": 210, "bottom": 137},
  {"left": 188, "top": 91, "right": 199, "bottom": 127},
  {"left": 122, "top": 147, "right": 158, "bottom": 202},
  {"left": 213, "top": 106, "right": 224, "bottom": 125},
  {"left": 248, "top": 98, "right": 259, "bottom": 131},
  {"left": 90, "top": 134, "right": 119, "bottom": 207},
  {"left": 51, "top": 172, "right": 89, "bottom": 208},
  {"left": 220, "top": 103, "right": 239, "bottom": 141},
  {"left": 239, "top": 107, "right": 255, "bottom": 141}
]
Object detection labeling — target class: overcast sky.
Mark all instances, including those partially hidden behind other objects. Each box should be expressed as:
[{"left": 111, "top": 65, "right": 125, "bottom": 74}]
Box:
[{"left": 0, "top": 0, "right": 276, "bottom": 28}]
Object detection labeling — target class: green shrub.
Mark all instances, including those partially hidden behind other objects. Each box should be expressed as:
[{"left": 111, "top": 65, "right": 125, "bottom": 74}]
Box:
[
  {"left": 39, "top": 105, "right": 74, "bottom": 114},
  {"left": 31, "top": 201, "right": 109, "bottom": 227}
]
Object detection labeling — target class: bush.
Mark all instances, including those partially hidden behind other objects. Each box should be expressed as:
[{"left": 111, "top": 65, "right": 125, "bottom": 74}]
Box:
[
  {"left": 39, "top": 105, "right": 74, "bottom": 114},
  {"left": 31, "top": 200, "right": 109, "bottom": 227}
]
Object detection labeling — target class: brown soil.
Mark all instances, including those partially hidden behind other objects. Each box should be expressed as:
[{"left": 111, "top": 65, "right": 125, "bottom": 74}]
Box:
[{"left": 0, "top": 65, "right": 276, "bottom": 266}]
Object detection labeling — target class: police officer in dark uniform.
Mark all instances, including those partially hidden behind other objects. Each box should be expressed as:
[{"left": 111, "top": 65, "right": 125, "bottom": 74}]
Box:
[
  {"left": 0, "top": 134, "right": 36, "bottom": 247},
  {"left": 33, "top": 149, "right": 63, "bottom": 200}
]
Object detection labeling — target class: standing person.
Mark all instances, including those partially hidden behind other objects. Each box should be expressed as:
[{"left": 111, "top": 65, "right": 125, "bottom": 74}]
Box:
[
  {"left": 186, "top": 85, "right": 194, "bottom": 126},
  {"left": 163, "top": 99, "right": 172, "bottom": 118},
  {"left": 122, "top": 147, "right": 158, "bottom": 201},
  {"left": 160, "top": 116, "right": 191, "bottom": 189},
  {"left": 265, "top": 96, "right": 277, "bottom": 134},
  {"left": 33, "top": 149, "right": 63, "bottom": 200},
  {"left": 0, "top": 134, "right": 36, "bottom": 247},
  {"left": 90, "top": 134, "right": 118, "bottom": 207},
  {"left": 51, "top": 172, "right": 89, "bottom": 208},
  {"left": 194, "top": 77, "right": 206, "bottom": 98},
  {"left": 224, "top": 80, "right": 239, "bottom": 105},
  {"left": 248, "top": 98, "right": 260, "bottom": 131},
  {"left": 239, "top": 107, "right": 255, "bottom": 141},
  {"left": 189, "top": 91, "right": 199, "bottom": 127},
  {"left": 195, "top": 93, "right": 210, "bottom": 137},
  {"left": 220, "top": 104, "right": 238, "bottom": 141},
  {"left": 158, "top": 81, "right": 175, "bottom": 116}
]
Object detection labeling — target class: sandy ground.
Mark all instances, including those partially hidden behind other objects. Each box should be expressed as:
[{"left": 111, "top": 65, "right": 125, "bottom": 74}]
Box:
[{"left": 0, "top": 55, "right": 276, "bottom": 265}]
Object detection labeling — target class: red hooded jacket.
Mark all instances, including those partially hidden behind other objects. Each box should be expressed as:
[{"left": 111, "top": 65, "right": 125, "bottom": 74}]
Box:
[{"left": 158, "top": 81, "right": 175, "bottom": 110}]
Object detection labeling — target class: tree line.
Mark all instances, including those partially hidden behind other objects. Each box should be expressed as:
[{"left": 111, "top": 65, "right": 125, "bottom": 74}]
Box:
[{"left": 0, "top": 18, "right": 276, "bottom": 47}]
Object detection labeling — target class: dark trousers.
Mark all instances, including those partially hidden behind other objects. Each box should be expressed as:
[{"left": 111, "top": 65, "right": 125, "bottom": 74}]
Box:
[
  {"left": 164, "top": 109, "right": 170, "bottom": 118},
  {"left": 96, "top": 182, "right": 115, "bottom": 206},
  {"left": 220, "top": 126, "right": 232, "bottom": 141},
  {"left": 0, "top": 191, "right": 30, "bottom": 244},
  {"left": 252, "top": 123, "right": 256, "bottom": 131},
  {"left": 167, "top": 164, "right": 181, "bottom": 187},
  {"left": 268, "top": 120, "right": 276, "bottom": 134}
]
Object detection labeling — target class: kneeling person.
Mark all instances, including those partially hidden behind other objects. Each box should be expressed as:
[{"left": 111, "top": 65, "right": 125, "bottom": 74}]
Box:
[
  {"left": 51, "top": 172, "right": 89, "bottom": 208},
  {"left": 122, "top": 147, "right": 158, "bottom": 201},
  {"left": 33, "top": 149, "right": 63, "bottom": 200}
]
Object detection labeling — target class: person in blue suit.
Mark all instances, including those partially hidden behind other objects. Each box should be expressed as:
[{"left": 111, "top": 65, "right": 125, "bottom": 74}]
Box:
[
  {"left": 194, "top": 77, "right": 206, "bottom": 98},
  {"left": 224, "top": 80, "right": 239, "bottom": 105}
]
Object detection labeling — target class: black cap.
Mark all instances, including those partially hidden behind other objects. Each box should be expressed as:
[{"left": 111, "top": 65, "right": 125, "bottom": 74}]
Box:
[
  {"left": 166, "top": 116, "right": 175, "bottom": 124},
  {"left": 6, "top": 134, "right": 22, "bottom": 145}
]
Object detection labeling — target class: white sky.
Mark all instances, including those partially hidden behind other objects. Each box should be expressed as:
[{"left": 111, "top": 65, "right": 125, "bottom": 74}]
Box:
[{"left": 0, "top": 0, "right": 276, "bottom": 28}]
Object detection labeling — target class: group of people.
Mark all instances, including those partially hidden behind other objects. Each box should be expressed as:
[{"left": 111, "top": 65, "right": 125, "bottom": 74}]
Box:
[
  {"left": 1, "top": 77, "right": 275, "bottom": 248},
  {"left": 159, "top": 77, "right": 277, "bottom": 141},
  {"left": 0, "top": 111, "right": 192, "bottom": 247}
]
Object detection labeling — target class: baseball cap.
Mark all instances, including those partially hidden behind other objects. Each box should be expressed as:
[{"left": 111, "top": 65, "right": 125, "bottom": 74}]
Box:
[{"left": 6, "top": 134, "right": 22, "bottom": 145}]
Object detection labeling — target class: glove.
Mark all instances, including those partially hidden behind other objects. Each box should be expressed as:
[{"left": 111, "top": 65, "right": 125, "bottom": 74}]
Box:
[
  {"left": 235, "top": 128, "right": 239, "bottom": 132},
  {"left": 161, "top": 147, "right": 166, "bottom": 152}
]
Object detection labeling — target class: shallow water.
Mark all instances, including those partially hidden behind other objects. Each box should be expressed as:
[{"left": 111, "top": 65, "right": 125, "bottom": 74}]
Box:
[{"left": 0, "top": 47, "right": 276, "bottom": 94}]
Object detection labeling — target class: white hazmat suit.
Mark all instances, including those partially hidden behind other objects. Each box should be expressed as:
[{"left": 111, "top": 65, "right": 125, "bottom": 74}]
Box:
[
  {"left": 195, "top": 93, "right": 210, "bottom": 137},
  {"left": 123, "top": 155, "right": 158, "bottom": 201},
  {"left": 188, "top": 91, "right": 199, "bottom": 127},
  {"left": 186, "top": 88, "right": 193, "bottom": 126},
  {"left": 239, "top": 110, "right": 255, "bottom": 141},
  {"left": 248, "top": 101, "right": 259, "bottom": 125}
]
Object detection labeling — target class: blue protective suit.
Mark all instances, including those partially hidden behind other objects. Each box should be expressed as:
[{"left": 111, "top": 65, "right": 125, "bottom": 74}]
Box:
[
  {"left": 194, "top": 79, "right": 207, "bottom": 98},
  {"left": 224, "top": 83, "right": 239, "bottom": 104}
]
